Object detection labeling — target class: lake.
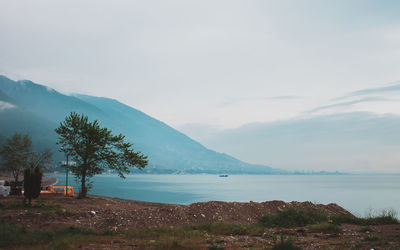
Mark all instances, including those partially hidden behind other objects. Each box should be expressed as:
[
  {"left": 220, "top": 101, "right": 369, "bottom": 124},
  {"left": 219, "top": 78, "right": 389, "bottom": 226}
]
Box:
[{"left": 49, "top": 174, "right": 400, "bottom": 217}]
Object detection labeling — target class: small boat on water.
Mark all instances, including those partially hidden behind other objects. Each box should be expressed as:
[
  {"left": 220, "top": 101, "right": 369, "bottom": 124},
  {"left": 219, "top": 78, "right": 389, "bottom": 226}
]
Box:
[{"left": 218, "top": 174, "right": 229, "bottom": 177}]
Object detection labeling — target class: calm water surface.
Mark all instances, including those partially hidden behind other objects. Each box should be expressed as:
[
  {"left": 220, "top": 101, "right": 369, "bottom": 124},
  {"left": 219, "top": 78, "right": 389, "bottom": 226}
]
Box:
[{"left": 50, "top": 174, "right": 400, "bottom": 217}]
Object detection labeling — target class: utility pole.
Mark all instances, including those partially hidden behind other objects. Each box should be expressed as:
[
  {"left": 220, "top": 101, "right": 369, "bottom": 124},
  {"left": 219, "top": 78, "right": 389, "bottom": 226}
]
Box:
[{"left": 65, "top": 154, "right": 69, "bottom": 196}]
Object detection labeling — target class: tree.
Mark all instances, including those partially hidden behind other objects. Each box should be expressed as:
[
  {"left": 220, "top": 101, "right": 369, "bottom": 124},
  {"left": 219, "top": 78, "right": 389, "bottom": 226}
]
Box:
[
  {"left": 0, "top": 133, "right": 32, "bottom": 183},
  {"left": 23, "top": 166, "right": 42, "bottom": 205},
  {"left": 22, "top": 150, "right": 52, "bottom": 203},
  {"left": 55, "top": 112, "right": 148, "bottom": 198},
  {"left": 29, "top": 149, "right": 53, "bottom": 170}
]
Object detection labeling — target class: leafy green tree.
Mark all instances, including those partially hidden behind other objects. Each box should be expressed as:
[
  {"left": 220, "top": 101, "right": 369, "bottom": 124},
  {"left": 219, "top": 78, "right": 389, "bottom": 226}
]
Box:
[
  {"left": 55, "top": 112, "right": 148, "bottom": 198},
  {"left": 23, "top": 166, "right": 42, "bottom": 205},
  {"left": 0, "top": 133, "right": 32, "bottom": 183}
]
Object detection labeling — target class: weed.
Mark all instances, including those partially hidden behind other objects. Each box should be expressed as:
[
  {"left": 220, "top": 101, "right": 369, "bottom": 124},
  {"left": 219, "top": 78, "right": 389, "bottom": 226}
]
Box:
[
  {"left": 124, "top": 226, "right": 206, "bottom": 249},
  {"left": 272, "top": 235, "right": 302, "bottom": 250},
  {"left": 103, "top": 230, "right": 114, "bottom": 236},
  {"left": 46, "top": 239, "right": 72, "bottom": 250},
  {"left": 332, "top": 210, "right": 399, "bottom": 225},
  {"left": 308, "top": 222, "right": 342, "bottom": 233},
  {"left": 364, "top": 234, "right": 379, "bottom": 241},
  {"left": 209, "top": 242, "right": 224, "bottom": 249},
  {"left": 359, "top": 226, "right": 373, "bottom": 233},
  {"left": 153, "top": 239, "right": 183, "bottom": 249},
  {"left": 193, "top": 222, "right": 250, "bottom": 235},
  {"left": 0, "top": 201, "right": 65, "bottom": 214},
  {"left": 259, "top": 208, "right": 328, "bottom": 228},
  {"left": 0, "top": 221, "right": 97, "bottom": 248},
  {"left": 125, "top": 226, "right": 204, "bottom": 239}
]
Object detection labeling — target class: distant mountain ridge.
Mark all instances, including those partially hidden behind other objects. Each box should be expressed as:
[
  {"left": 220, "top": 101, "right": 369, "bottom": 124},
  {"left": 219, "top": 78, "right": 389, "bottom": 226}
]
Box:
[
  {"left": 201, "top": 112, "right": 400, "bottom": 173},
  {"left": 0, "top": 75, "right": 284, "bottom": 174}
]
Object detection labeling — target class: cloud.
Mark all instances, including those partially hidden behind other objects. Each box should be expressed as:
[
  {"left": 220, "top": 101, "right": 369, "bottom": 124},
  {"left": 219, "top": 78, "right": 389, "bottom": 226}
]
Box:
[
  {"left": 45, "top": 86, "right": 54, "bottom": 92},
  {"left": 1, "top": 1, "right": 400, "bottom": 128},
  {"left": 0, "top": 100, "right": 15, "bottom": 111},
  {"left": 308, "top": 97, "right": 390, "bottom": 114},
  {"left": 267, "top": 95, "right": 301, "bottom": 100},
  {"left": 340, "top": 81, "right": 400, "bottom": 99},
  {"left": 218, "top": 95, "right": 301, "bottom": 107}
]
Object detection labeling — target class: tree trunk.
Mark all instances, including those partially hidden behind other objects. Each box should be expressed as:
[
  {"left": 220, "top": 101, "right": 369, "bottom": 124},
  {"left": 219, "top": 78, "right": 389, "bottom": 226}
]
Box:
[
  {"left": 80, "top": 172, "right": 87, "bottom": 198},
  {"left": 12, "top": 170, "right": 19, "bottom": 183}
]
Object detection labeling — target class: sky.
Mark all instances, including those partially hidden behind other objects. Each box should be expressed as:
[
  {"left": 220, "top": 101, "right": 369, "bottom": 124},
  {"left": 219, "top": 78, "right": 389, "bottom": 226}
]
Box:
[{"left": 1, "top": 0, "right": 400, "bottom": 131}]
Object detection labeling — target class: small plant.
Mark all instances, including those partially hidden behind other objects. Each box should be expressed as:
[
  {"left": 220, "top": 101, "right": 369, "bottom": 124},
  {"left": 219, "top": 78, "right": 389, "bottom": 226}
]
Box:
[
  {"left": 308, "top": 222, "right": 342, "bottom": 233},
  {"left": 332, "top": 209, "right": 399, "bottom": 225},
  {"left": 103, "top": 230, "right": 114, "bottom": 236},
  {"left": 359, "top": 226, "right": 373, "bottom": 233},
  {"left": 331, "top": 214, "right": 360, "bottom": 225},
  {"left": 0, "top": 201, "right": 65, "bottom": 214},
  {"left": 193, "top": 222, "right": 251, "bottom": 235},
  {"left": 272, "top": 235, "right": 302, "bottom": 250},
  {"left": 259, "top": 208, "right": 328, "bottom": 228},
  {"left": 209, "top": 242, "right": 224, "bottom": 249},
  {"left": 47, "top": 239, "right": 72, "bottom": 250},
  {"left": 0, "top": 222, "right": 98, "bottom": 248},
  {"left": 364, "top": 234, "right": 379, "bottom": 241}
]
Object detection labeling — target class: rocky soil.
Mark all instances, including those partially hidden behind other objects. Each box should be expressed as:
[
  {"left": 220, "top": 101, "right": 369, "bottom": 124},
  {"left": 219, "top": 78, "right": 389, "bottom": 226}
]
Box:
[
  {"left": 1, "top": 194, "right": 399, "bottom": 249},
  {"left": 0, "top": 194, "right": 351, "bottom": 231}
]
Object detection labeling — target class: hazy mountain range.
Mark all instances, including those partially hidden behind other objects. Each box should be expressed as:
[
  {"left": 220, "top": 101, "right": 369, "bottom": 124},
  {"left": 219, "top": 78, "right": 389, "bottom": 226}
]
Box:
[{"left": 0, "top": 75, "right": 283, "bottom": 174}]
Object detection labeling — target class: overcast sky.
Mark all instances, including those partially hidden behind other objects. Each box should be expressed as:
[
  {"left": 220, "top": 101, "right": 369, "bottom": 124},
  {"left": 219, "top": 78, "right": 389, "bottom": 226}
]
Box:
[{"left": 1, "top": 0, "right": 400, "bottom": 130}]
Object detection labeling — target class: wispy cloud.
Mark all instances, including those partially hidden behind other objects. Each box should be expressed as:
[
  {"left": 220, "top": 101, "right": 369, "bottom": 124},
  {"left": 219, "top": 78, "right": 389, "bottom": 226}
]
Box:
[
  {"left": 308, "top": 97, "right": 389, "bottom": 114},
  {"left": 267, "top": 95, "right": 301, "bottom": 100},
  {"left": 338, "top": 81, "right": 400, "bottom": 100},
  {"left": 0, "top": 100, "right": 15, "bottom": 111},
  {"left": 219, "top": 95, "right": 301, "bottom": 107}
]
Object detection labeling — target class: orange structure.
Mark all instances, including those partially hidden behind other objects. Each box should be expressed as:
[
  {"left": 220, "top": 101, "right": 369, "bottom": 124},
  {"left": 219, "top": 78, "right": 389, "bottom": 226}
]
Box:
[{"left": 40, "top": 185, "right": 74, "bottom": 197}]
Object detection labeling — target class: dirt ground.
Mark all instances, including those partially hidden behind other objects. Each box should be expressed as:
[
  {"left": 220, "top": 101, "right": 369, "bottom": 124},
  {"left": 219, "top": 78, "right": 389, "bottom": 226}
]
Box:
[
  {"left": 0, "top": 194, "right": 351, "bottom": 231},
  {"left": 1, "top": 194, "right": 400, "bottom": 249}
]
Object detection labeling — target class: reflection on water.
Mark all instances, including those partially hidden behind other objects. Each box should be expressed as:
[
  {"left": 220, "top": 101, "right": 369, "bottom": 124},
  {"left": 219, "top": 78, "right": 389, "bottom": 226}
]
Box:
[{"left": 50, "top": 174, "right": 400, "bottom": 217}]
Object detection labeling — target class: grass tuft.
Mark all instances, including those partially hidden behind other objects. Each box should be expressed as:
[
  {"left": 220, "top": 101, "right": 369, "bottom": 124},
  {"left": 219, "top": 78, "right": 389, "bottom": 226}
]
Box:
[
  {"left": 259, "top": 208, "right": 328, "bottom": 228},
  {"left": 46, "top": 239, "right": 72, "bottom": 250},
  {"left": 332, "top": 209, "right": 399, "bottom": 225},
  {"left": 308, "top": 222, "right": 342, "bottom": 233},
  {"left": 272, "top": 235, "right": 302, "bottom": 250},
  {"left": 192, "top": 222, "right": 250, "bottom": 235},
  {"left": 0, "top": 221, "right": 97, "bottom": 248},
  {"left": 359, "top": 226, "right": 373, "bottom": 233},
  {"left": 364, "top": 234, "right": 379, "bottom": 241},
  {"left": 0, "top": 200, "right": 66, "bottom": 215},
  {"left": 209, "top": 242, "right": 224, "bottom": 249}
]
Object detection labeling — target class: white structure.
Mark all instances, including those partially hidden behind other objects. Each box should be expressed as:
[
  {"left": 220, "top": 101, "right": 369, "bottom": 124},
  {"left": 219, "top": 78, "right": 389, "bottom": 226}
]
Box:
[
  {"left": 61, "top": 161, "right": 76, "bottom": 166},
  {"left": 0, "top": 180, "right": 10, "bottom": 197}
]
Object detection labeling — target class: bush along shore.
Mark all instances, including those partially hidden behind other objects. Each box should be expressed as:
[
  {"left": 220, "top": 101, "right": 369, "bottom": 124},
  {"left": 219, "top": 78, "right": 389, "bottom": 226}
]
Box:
[{"left": 0, "top": 194, "right": 399, "bottom": 249}]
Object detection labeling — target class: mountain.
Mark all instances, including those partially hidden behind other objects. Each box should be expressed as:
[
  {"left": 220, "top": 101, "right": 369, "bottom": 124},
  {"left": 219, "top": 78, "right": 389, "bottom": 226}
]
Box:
[
  {"left": 200, "top": 112, "right": 400, "bottom": 173},
  {"left": 0, "top": 75, "right": 283, "bottom": 174}
]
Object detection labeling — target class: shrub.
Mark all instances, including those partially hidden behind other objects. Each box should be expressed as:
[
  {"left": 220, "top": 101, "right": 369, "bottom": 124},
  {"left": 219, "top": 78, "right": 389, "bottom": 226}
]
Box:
[
  {"left": 364, "top": 234, "right": 379, "bottom": 241},
  {"left": 332, "top": 209, "right": 399, "bottom": 225},
  {"left": 272, "top": 235, "right": 302, "bottom": 250},
  {"left": 209, "top": 242, "right": 224, "bottom": 249},
  {"left": 47, "top": 239, "right": 72, "bottom": 250},
  {"left": 0, "top": 201, "right": 65, "bottom": 214},
  {"left": 0, "top": 221, "right": 96, "bottom": 248},
  {"left": 23, "top": 166, "right": 42, "bottom": 205},
  {"left": 359, "top": 226, "right": 373, "bottom": 233},
  {"left": 259, "top": 208, "right": 328, "bottom": 227},
  {"left": 308, "top": 222, "right": 342, "bottom": 233},
  {"left": 193, "top": 223, "right": 250, "bottom": 235}
]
